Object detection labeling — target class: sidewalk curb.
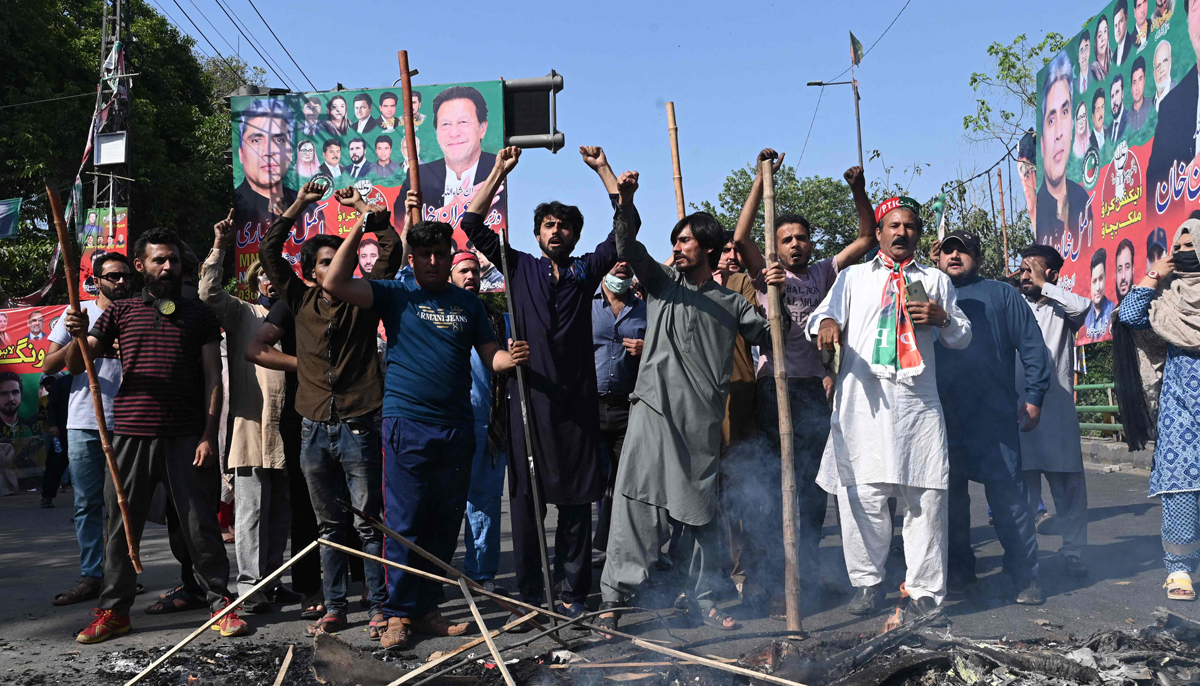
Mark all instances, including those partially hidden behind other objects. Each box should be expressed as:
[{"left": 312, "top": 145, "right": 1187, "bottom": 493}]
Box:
[{"left": 1081, "top": 438, "right": 1153, "bottom": 471}]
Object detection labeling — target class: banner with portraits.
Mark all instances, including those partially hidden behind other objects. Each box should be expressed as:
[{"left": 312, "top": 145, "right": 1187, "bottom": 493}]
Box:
[
  {"left": 1034, "top": 0, "right": 1197, "bottom": 345},
  {"left": 0, "top": 305, "right": 68, "bottom": 481},
  {"left": 229, "top": 80, "right": 509, "bottom": 300},
  {"left": 78, "top": 207, "right": 129, "bottom": 301}
]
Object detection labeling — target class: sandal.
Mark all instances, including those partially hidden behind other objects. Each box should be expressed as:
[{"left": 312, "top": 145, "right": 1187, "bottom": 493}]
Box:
[
  {"left": 300, "top": 595, "right": 325, "bottom": 620},
  {"left": 146, "top": 586, "right": 207, "bottom": 614},
  {"left": 593, "top": 601, "right": 621, "bottom": 640},
  {"left": 367, "top": 613, "right": 387, "bottom": 640},
  {"left": 702, "top": 607, "right": 740, "bottom": 631},
  {"left": 52, "top": 577, "right": 102, "bottom": 606},
  {"left": 305, "top": 612, "right": 347, "bottom": 636},
  {"left": 411, "top": 611, "right": 470, "bottom": 637},
  {"left": 1166, "top": 572, "right": 1196, "bottom": 601}
]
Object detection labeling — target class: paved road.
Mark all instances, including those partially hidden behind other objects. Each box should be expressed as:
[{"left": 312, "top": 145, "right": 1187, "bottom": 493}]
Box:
[{"left": 0, "top": 463, "right": 1187, "bottom": 684}]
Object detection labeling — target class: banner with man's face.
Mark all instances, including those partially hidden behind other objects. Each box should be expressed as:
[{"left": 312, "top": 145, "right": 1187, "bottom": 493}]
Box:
[
  {"left": 78, "top": 207, "right": 129, "bottom": 301},
  {"left": 1034, "top": 0, "right": 1199, "bottom": 345},
  {"left": 230, "top": 81, "right": 508, "bottom": 299},
  {"left": 0, "top": 305, "right": 68, "bottom": 479}
]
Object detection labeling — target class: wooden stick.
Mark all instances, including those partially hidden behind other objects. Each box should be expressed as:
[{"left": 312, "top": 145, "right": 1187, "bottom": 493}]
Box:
[
  {"left": 387, "top": 612, "right": 539, "bottom": 686},
  {"left": 123, "top": 540, "right": 320, "bottom": 686},
  {"left": 759, "top": 160, "right": 802, "bottom": 633},
  {"left": 666, "top": 102, "right": 685, "bottom": 220},
  {"left": 997, "top": 168, "right": 1009, "bottom": 270},
  {"left": 397, "top": 50, "right": 421, "bottom": 228},
  {"left": 44, "top": 182, "right": 142, "bottom": 574},
  {"left": 271, "top": 645, "right": 294, "bottom": 686},
  {"left": 550, "top": 658, "right": 738, "bottom": 669},
  {"left": 336, "top": 499, "right": 566, "bottom": 646},
  {"left": 457, "top": 577, "right": 516, "bottom": 686},
  {"left": 318, "top": 539, "right": 662, "bottom": 645},
  {"left": 632, "top": 639, "right": 809, "bottom": 686}
]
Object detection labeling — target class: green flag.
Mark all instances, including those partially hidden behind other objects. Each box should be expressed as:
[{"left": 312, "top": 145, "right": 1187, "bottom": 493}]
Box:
[
  {"left": 0, "top": 197, "right": 20, "bottom": 239},
  {"left": 850, "top": 31, "right": 865, "bottom": 66}
]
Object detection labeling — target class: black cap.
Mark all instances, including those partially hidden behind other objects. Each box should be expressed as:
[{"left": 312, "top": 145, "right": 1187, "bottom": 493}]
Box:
[{"left": 942, "top": 230, "right": 981, "bottom": 258}]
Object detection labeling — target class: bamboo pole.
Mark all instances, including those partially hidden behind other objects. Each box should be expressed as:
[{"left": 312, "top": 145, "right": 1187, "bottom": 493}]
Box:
[
  {"left": 759, "top": 159, "right": 802, "bottom": 633},
  {"left": 997, "top": 168, "right": 1009, "bottom": 271},
  {"left": 123, "top": 540, "right": 320, "bottom": 686},
  {"left": 336, "top": 498, "right": 566, "bottom": 646},
  {"left": 45, "top": 182, "right": 141, "bottom": 574},
  {"left": 322, "top": 540, "right": 808, "bottom": 686},
  {"left": 270, "top": 645, "right": 294, "bottom": 686},
  {"left": 457, "top": 577, "right": 517, "bottom": 686},
  {"left": 397, "top": 50, "right": 421, "bottom": 228},
  {"left": 666, "top": 102, "right": 685, "bottom": 219},
  {"left": 387, "top": 613, "right": 539, "bottom": 686}
]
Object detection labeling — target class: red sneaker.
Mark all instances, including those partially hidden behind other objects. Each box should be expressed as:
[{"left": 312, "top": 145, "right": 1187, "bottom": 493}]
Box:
[
  {"left": 210, "top": 606, "right": 249, "bottom": 637},
  {"left": 76, "top": 608, "right": 131, "bottom": 644}
]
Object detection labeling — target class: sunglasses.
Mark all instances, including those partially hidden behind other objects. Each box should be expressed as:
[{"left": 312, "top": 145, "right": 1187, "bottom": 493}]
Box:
[{"left": 97, "top": 272, "right": 133, "bottom": 283}]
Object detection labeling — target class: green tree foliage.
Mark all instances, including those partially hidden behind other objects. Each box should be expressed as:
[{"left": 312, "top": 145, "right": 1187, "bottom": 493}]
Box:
[
  {"left": 963, "top": 32, "right": 1068, "bottom": 146},
  {"left": 0, "top": 0, "right": 263, "bottom": 303}
]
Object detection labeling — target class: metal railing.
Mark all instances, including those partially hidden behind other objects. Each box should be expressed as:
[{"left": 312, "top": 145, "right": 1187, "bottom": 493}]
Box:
[{"left": 1076, "top": 382, "right": 1123, "bottom": 433}]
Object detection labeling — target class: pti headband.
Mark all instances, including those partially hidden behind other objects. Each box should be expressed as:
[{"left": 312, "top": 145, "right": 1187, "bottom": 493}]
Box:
[
  {"left": 452, "top": 251, "right": 479, "bottom": 268},
  {"left": 875, "top": 196, "right": 922, "bottom": 223}
]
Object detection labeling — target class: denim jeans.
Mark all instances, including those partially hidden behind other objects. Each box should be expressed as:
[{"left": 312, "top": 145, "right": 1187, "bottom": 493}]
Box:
[
  {"left": 463, "top": 424, "right": 505, "bottom": 582},
  {"left": 300, "top": 417, "right": 386, "bottom": 616},
  {"left": 67, "top": 430, "right": 107, "bottom": 580}
]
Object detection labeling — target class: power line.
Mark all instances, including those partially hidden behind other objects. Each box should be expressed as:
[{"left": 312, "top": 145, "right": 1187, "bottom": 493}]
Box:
[
  {"left": 214, "top": 0, "right": 297, "bottom": 88},
  {"left": 210, "top": 0, "right": 298, "bottom": 91},
  {"left": 245, "top": 0, "right": 316, "bottom": 91},
  {"left": 0, "top": 91, "right": 95, "bottom": 110},
  {"left": 824, "top": 0, "right": 913, "bottom": 83},
  {"left": 185, "top": 0, "right": 240, "bottom": 57},
  {"left": 167, "top": 0, "right": 250, "bottom": 88},
  {"left": 795, "top": 86, "right": 825, "bottom": 171}
]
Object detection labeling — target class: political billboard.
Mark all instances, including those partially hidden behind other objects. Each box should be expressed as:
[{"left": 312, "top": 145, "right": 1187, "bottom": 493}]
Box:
[
  {"left": 1034, "top": 0, "right": 1198, "bottom": 345},
  {"left": 0, "top": 305, "right": 68, "bottom": 483},
  {"left": 78, "top": 207, "right": 129, "bottom": 301},
  {"left": 230, "top": 80, "right": 508, "bottom": 300}
]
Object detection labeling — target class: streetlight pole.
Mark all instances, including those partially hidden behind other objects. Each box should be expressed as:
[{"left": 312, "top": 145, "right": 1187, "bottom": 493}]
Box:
[{"left": 807, "top": 78, "right": 864, "bottom": 169}]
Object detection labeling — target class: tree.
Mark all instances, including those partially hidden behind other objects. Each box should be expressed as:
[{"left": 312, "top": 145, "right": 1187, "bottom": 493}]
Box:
[
  {"left": 962, "top": 32, "right": 1068, "bottom": 148},
  {"left": 0, "top": 0, "right": 264, "bottom": 303}
]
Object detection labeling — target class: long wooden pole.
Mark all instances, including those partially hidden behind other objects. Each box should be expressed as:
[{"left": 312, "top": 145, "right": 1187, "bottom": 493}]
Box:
[
  {"left": 397, "top": 50, "right": 421, "bottom": 228},
  {"left": 458, "top": 577, "right": 517, "bottom": 686},
  {"left": 759, "top": 160, "right": 802, "bottom": 633},
  {"left": 997, "top": 168, "right": 1009, "bottom": 271},
  {"left": 387, "top": 613, "right": 539, "bottom": 686},
  {"left": 322, "top": 540, "right": 809, "bottom": 686},
  {"left": 45, "top": 182, "right": 141, "bottom": 574},
  {"left": 666, "top": 102, "right": 685, "bottom": 219},
  {"left": 123, "top": 540, "right": 320, "bottom": 686}
]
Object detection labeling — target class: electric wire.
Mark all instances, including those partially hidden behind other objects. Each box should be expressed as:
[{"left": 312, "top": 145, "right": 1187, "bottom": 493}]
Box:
[
  {"left": 0, "top": 91, "right": 96, "bottom": 110},
  {"left": 245, "top": 0, "right": 317, "bottom": 91},
  {"left": 216, "top": 0, "right": 299, "bottom": 90},
  {"left": 210, "top": 0, "right": 298, "bottom": 91},
  {"left": 166, "top": 0, "right": 251, "bottom": 88}
]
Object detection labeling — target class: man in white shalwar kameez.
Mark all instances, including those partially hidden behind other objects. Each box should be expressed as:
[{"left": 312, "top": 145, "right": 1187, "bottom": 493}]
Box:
[{"left": 807, "top": 196, "right": 972, "bottom": 617}]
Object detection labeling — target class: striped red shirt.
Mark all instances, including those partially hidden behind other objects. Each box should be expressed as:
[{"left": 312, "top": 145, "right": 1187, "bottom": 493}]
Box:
[{"left": 90, "top": 291, "right": 222, "bottom": 437}]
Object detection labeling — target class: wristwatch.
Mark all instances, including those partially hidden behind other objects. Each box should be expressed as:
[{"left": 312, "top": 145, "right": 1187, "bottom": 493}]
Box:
[{"left": 1148, "top": 270, "right": 1161, "bottom": 280}]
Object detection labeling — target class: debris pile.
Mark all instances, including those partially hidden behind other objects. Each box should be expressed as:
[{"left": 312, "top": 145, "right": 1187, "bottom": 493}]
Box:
[{"left": 82, "top": 644, "right": 317, "bottom": 686}]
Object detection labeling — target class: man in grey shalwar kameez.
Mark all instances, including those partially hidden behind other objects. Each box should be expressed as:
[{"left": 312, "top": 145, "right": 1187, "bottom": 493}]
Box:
[
  {"left": 1016, "top": 245, "right": 1092, "bottom": 577},
  {"left": 598, "top": 172, "right": 776, "bottom": 632}
]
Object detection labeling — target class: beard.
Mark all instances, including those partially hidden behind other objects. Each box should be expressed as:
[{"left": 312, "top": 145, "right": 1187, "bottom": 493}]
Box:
[
  {"left": 145, "top": 272, "right": 181, "bottom": 299},
  {"left": 539, "top": 239, "right": 574, "bottom": 263},
  {"left": 99, "top": 282, "right": 131, "bottom": 301}
]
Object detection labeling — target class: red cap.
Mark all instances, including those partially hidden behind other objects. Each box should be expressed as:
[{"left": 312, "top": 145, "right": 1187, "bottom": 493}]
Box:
[{"left": 452, "top": 251, "right": 479, "bottom": 267}]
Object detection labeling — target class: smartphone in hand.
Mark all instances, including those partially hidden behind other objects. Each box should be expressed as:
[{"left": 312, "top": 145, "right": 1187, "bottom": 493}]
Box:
[{"left": 904, "top": 280, "right": 929, "bottom": 303}]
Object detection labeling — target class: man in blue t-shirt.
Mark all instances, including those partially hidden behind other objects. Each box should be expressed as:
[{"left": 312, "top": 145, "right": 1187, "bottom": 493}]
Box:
[{"left": 323, "top": 186, "right": 529, "bottom": 650}]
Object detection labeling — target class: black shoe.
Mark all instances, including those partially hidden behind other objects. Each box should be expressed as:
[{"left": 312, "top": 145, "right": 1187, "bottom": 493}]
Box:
[
  {"left": 40, "top": 497, "right": 54, "bottom": 509},
  {"left": 1063, "top": 556, "right": 1088, "bottom": 578},
  {"left": 239, "top": 600, "right": 271, "bottom": 614},
  {"left": 557, "top": 601, "right": 591, "bottom": 632},
  {"left": 847, "top": 585, "right": 882, "bottom": 616},
  {"left": 507, "top": 597, "right": 542, "bottom": 633},
  {"left": 266, "top": 585, "right": 303, "bottom": 604},
  {"left": 908, "top": 595, "right": 944, "bottom": 618},
  {"left": 1015, "top": 580, "right": 1045, "bottom": 605}
]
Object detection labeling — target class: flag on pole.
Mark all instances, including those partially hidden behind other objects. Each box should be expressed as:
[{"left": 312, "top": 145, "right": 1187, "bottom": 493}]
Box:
[
  {"left": 0, "top": 198, "right": 21, "bottom": 239},
  {"left": 850, "top": 31, "right": 865, "bottom": 66},
  {"left": 931, "top": 193, "right": 948, "bottom": 241}
]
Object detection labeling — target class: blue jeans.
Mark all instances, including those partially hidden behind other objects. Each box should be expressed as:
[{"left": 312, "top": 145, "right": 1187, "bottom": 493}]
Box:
[
  {"left": 464, "top": 425, "right": 506, "bottom": 581},
  {"left": 300, "top": 417, "right": 386, "bottom": 616},
  {"left": 68, "top": 430, "right": 107, "bottom": 579},
  {"left": 382, "top": 417, "right": 473, "bottom": 619}
]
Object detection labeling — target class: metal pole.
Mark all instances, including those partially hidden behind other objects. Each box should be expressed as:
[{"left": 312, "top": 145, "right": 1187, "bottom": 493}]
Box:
[
  {"left": 996, "top": 168, "right": 1009, "bottom": 272},
  {"left": 986, "top": 170, "right": 1000, "bottom": 271},
  {"left": 497, "top": 222, "right": 558, "bottom": 629},
  {"left": 852, "top": 68, "right": 864, "bottom": 170},
  {"left": 761, "top": 159, "right": 802, "bottom": 633},
  {"left": 666, "top": 102, "right": 685, "bottom": 220}
]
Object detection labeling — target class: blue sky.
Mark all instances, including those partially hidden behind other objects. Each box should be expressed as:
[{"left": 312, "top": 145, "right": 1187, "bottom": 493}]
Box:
[{"left": 155, "top": 0, "right": 1101, "bottom": 256}]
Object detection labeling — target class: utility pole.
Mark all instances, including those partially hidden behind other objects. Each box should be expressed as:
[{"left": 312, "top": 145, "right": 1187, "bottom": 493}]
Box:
[{"left": 92, "top": 0, "right": 132, "bottom": 225}]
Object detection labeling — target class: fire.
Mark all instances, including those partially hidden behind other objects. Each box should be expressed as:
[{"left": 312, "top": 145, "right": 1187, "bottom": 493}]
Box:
[{"left": 880, "top": 582, "right": 910, "bottom": 634}]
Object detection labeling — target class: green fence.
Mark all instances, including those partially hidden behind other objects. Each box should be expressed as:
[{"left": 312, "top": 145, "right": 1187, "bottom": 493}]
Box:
[{"left": 1076, "top": 382, "right": 1123, "bottom": 433}]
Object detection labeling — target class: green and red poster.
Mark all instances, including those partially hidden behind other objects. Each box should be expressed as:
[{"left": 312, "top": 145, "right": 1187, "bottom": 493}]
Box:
[
  {"left": 0, "top": 305, "right": 67, "bottom": 480},
  {"left": 78, "top": 207, "right": 129, "bottom": 301},
  {"left": 1034, "top": 0, "right": 1198, "bottom": 344},
  {"left": 229, "top": 80, "right": 508, "bottom": 300}
]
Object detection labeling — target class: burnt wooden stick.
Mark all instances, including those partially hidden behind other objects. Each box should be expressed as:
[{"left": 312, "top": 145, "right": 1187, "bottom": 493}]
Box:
[
  {"left": 397, "top": 50, "right": 421, "bottom": 228},
  {"left": 123, "top": 540, "right": 320, "bottom": 686},
  {"left": 387, "top": 612, "right": 539, "bottom": 686},
  {"left": 270, "top": 645, "right": 294, "bottom": 686},
  {"left": 457, "top": 577, "right": 516, "bottom": 686},
  {"left": 45, "top": 182, "right": 142, "bottom": 574},
  {"left": 760, "top": 159, "right": 802, "bottom": 633}
]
